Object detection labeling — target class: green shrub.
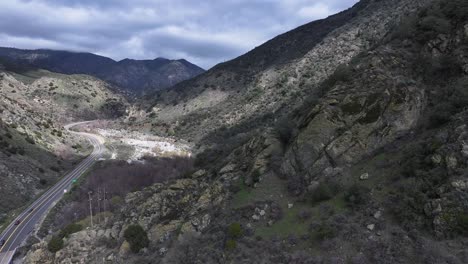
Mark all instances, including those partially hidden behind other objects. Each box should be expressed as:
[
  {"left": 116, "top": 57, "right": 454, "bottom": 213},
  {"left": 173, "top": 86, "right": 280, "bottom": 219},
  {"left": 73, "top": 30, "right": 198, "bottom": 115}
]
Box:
[
  {"left": 47, "top": 236, "right": 64, "bottom": 253},
  {"left": 123, "top": 224, "right": 149, "bottom": 253},
  {"left": 227, "top": 223, "right": 243, "bottom": 238},
  {"left": 110, "top": 196, "right": 123, "bottom": 206},
  {"left": 321, "top": 64, "right": 352, "bottom": 91},
  {"left": 312, "top": 223, "right": 336, "bottom": 241},
  {"left": 7, "top": 146, "right": 18, "bottom": 154},
  {"left": 34, "top": 131, "right": 42, "bottom": 138},
  {"left": 388, "top": 180, "right": 427, "bottom": 230},
  {"left": 71, "top": 144, "right": 82, "bottom": 149},
  {"left": 25, "top": 136, "right": 35, "bottom": 144},
  {"left": 344, "top": 184, "right": 370, "bottom": 208},
  {"left": 428, "top": 102, "right": 454, "bottom": 128},
  {"left": 17, "top": 148, "right": 25, "bottom": 155},
  {"left": 225, "top": 239, "right": 237, "bottom": 250},
  {"left": 251, "top": 169, "right": 261, "bottom": 184},
  {"left": 422, "top": 16, "right": 450, "bottom": 32},
  {"left": 450, "top": 78, "right": 468, "bottom": 109},
  {"left": 331, "top": 64, "right": 352, "bottom": 84},
  {"left": 274, "top": 118, "right": 296, "bottom": 146},
  {"left": 391, "top": 0, "right": 468, "bottom": 45},
  {"left": 456, "top": 213, "right": 468, "bottom": 235},
  {"left": 440, "top": 0, "right": 468, "bottom": 22},
  {"left": 430, "top": 55, "right": 463, "bottom": 78},
  {"left": 341, "top": 100, "right": 362, "bottom": 115},
  {"left": 309, "top": 181, "right": 339, "bottom": 203},
  {"left": 391, "top": 16, "right": 418, "bottom": 40}
]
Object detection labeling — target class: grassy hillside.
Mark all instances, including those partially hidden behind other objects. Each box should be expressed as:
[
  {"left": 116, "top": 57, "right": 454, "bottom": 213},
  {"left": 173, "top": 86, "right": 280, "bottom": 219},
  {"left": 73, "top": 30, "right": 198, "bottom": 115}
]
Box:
[{"left": 0, "top": 67, "right": 128, "bottom": 227}]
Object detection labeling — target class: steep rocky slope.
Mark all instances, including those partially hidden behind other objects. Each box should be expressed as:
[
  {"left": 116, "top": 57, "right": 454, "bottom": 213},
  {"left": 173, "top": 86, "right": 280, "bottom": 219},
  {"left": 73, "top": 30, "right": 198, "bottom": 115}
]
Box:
[
  {"left": 0, "top": 48, "right": 205, "bottom": 95},
  {"left": 24, "top": 0, "right": 468, "bottom": 263},
  {"left": 142, "top": 0, "right": 428, "bottom": 142}
]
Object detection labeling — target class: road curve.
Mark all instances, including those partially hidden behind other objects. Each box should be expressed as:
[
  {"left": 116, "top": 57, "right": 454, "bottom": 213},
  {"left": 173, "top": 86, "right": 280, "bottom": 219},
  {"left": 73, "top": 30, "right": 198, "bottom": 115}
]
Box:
[{"left": 0, "top": 121, "right": 105, "bottom": 264}]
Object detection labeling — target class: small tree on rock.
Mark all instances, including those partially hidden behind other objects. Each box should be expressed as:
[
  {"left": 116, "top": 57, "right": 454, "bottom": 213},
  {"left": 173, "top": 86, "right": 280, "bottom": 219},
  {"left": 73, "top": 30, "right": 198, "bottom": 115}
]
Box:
[
  {"left": 123, "top": 224, "right": 149, "bottom": 253},
  {"left": 48, "top": 236, "right": 64, "bottom": 253}
]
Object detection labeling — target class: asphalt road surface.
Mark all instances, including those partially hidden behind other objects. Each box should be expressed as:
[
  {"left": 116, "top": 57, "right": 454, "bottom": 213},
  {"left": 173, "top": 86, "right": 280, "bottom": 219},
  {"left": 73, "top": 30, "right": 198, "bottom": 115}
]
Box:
[{"left": 0, "top": 121, "right": 105, "bottom": 264}]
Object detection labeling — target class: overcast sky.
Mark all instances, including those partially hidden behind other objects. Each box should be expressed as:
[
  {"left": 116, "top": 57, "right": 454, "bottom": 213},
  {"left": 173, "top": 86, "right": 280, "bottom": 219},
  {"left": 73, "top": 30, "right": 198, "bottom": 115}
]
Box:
[{"left": 0, "top": 0, "right": 358, "bottom": 69}]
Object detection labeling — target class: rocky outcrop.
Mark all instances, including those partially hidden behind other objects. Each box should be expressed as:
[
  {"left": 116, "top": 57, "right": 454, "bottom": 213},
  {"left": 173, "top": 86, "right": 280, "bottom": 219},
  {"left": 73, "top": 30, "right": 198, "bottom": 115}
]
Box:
[
  {"left": 281, "top": 47, "right": 425, "bottom": 188},
  {"left": 24, "top": 242, "right": 54, "bottom": 263},
  {"left": 121, "top": 178, "right": 227, "bottom": 237},
  {"left": 24, "top": 176, "right": 228, "bottom": 264},
  {"left": 25, "top": 229, "right": 120, "bottom": 264}
]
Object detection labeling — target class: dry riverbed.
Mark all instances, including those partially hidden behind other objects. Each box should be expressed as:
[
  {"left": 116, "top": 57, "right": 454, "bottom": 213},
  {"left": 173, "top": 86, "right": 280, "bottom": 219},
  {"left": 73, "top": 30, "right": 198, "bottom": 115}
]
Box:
[
  {"left": 97, "top": 128, "right": 191, "bottom": 161},
  {"left": 72, "top": 121, "right": 191, "bottom": 162}
]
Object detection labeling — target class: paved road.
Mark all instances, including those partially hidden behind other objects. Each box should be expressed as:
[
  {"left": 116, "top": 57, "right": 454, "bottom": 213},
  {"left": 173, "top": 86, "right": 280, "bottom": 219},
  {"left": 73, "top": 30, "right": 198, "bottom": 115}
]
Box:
[{"left": 0, "top": 121, "right": 105, "bottom": 264}]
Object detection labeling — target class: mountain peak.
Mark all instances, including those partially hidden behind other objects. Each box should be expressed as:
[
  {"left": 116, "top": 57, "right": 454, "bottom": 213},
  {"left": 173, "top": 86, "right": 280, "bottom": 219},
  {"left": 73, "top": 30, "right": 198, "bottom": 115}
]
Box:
[
  {"left": 0, "top": 47, "right": 205, "bottom": 95},
  {"left": 153, "top": 57, "right": 169, "bottom": 61}
]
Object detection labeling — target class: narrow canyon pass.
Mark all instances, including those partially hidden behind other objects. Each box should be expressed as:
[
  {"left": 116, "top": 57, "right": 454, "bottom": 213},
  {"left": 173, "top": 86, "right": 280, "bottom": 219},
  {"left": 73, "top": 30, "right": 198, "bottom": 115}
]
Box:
[{"left": 0, "top": 0, "right": 467, "bottom": 263}]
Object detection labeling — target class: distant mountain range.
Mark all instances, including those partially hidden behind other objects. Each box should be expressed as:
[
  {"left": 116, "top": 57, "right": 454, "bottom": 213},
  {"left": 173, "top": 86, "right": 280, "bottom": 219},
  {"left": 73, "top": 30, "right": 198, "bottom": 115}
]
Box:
[{"left": 0, "top": 47, "right": 205, "bottom": 95}]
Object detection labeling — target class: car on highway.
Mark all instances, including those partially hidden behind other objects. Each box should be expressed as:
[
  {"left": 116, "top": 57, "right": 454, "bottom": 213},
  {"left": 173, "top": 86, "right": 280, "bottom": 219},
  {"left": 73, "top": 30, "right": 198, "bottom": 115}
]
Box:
[
  {"left": 28, "top": 208, "right": 34, "bottom": 213},
  {"left": 14, "top": 219, "right": 21, "bottom": 225},
  {"left": 0, "top": 239, "right": 5, "bottom": 246}
]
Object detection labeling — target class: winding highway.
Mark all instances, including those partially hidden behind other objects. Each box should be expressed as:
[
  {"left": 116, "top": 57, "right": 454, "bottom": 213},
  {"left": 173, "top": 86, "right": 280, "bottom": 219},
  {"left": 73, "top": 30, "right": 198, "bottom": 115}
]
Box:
[{"left": 0, "top": 121, "right": 105, "bottom": 264}]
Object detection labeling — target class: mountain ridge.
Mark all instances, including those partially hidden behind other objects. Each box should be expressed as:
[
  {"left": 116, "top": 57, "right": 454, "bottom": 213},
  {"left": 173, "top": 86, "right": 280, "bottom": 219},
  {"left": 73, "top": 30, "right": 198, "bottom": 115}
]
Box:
[
  {"left": 7, "top": 0, "right": 468, "bottom": 263},
  {"left": 0, "top": 47, "right": 205, "bottom": 95}
]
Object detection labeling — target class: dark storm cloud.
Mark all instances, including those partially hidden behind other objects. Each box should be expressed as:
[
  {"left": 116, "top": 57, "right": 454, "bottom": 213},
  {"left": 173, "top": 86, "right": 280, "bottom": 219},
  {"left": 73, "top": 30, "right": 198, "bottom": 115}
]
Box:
[{"left": 0, "top": 0, "right": 358, "bottom": 69}]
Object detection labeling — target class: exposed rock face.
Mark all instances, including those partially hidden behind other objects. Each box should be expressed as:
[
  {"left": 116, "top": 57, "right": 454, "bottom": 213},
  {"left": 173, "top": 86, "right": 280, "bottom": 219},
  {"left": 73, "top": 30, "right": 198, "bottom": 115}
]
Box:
[
  {"left": 24, "top": 177, "right": 227, "bottom": 264},
  {"left": 24, "top": 242, "right": 54, "bottom": 263},
  {"left": 281, "top": 46, "right": 426, "bottom": 187},
  {"left": 120, "top": 178, "right": 227, "bottom": 237},
  {"left": 25, "top": 230, "right": 119, "bottom": 264}
]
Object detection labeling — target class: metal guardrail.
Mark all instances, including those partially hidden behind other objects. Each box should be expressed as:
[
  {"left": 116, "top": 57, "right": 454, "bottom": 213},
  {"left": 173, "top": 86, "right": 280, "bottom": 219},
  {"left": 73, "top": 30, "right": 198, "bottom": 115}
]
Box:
[{"left": 0, "top": 249, "right": 16, "bottom": 264}]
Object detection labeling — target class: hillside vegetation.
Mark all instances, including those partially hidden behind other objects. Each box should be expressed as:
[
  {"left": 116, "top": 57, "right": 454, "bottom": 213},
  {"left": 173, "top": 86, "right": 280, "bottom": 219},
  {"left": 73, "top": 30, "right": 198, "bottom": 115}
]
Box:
[
  {"left": 0, "top": 65, "right": 128, "bottom": 225},
  {"left": 24, "top": 0, "right": 468, "bottom": 263}
]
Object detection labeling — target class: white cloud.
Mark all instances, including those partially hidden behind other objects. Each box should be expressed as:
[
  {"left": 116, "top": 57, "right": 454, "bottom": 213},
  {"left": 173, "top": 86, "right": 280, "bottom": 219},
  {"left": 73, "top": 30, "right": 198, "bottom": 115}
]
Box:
[
  {"left": 298, "top": 3, "right": 334, "bottom": 19},
  {"left": 0, "top": 0, "right": 359, "bottom": 69},
  {"left": 0, "top": 34, "right": 78, "bottom": 51}
]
